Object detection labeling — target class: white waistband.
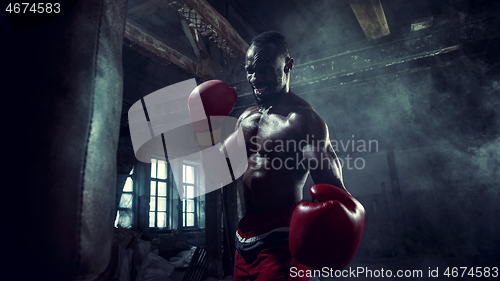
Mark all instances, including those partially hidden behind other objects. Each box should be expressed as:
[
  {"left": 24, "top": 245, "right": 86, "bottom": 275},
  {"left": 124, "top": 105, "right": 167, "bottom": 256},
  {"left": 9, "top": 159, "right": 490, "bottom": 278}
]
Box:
[{"left": 236, "top": 227, "right": 290, "bottom": 244}]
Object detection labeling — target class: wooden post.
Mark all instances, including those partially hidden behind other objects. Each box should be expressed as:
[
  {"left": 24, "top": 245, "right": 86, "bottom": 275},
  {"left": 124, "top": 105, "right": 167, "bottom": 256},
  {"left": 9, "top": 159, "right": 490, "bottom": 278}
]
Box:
[
  {"left": 205, "top": 189, "right": 223, "bottom": 279},
  {"left": 222, "top": 182, "right": 238, "bottom": 274},
  {"left": 135, "top": 161, "right": 153, "bottom": 232},
  {"left": 386, "top": 150, "right": 405, "bottom": 226}
]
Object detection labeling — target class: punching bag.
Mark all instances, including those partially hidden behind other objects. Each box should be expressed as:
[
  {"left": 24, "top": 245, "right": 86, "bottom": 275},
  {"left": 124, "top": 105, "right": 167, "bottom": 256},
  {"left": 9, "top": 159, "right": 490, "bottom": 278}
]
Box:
[{"left": 4, "top": 1, "right": 128, "bottom": 280}]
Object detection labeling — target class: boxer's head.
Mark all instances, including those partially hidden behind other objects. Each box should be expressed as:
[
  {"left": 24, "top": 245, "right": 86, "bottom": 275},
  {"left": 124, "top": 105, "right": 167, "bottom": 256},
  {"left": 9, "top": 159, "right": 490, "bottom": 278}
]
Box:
[{"left": 245, "top": 31, "right": 294, "bottom": 105}]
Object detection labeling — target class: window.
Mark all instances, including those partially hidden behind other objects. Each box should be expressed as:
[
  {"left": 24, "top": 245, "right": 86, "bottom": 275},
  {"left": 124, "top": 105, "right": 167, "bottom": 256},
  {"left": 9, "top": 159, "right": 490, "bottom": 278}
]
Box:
[
  {"left": 115, "top": 168, "right": 134, "bottom": 229},
  {"left": 149, "top": 159, "right": 204, "bottom": 230},
  {"left": 150, "top": 159, "right": 169, "bottom": 229}
]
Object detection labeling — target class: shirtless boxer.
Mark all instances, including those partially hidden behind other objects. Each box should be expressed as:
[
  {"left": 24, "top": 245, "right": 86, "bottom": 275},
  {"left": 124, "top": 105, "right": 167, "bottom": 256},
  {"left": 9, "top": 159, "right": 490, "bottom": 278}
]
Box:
[{"left": 189, "top": 31, "right": 366, "bottom": 280}]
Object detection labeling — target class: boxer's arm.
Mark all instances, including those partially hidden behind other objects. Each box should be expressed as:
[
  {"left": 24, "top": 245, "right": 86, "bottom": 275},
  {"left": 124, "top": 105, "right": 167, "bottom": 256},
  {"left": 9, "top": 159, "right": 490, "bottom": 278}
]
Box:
[
  {"left": 218, "top": 106, "right": 257, "bottom": 158},
  {"left": 289, "top": 108, "right": 366, "bottom": 269},
  {"left": 189, "top": 80, "right": 240, "bottom": 184},
  {"left": 303, "top": 142, "right": 345, "bottom": 191},
  {"left": 298, "top": 111, "right": 345, "bottom": 190},
  {"left": 201, "top": 107, "right": 253, "bottom": 184}
]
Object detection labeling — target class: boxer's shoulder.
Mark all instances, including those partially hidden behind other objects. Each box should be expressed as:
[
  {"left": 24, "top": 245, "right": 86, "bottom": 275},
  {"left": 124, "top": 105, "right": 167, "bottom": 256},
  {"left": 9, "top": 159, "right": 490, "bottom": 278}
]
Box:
[
  {"left": 289, "top": 105, "right": 325, "bottom": 129},
  {"left": 237, "top": 106, "right": 260, "bottom": 124},
  {"left": 287, "top": 94, "right": 321, "bottom": 121},
  {"left": 286, "top": 98, "right": 329, "bottom": 140},
  {"left": 240, "top": 106, "right": 260, "bottom": 117}
]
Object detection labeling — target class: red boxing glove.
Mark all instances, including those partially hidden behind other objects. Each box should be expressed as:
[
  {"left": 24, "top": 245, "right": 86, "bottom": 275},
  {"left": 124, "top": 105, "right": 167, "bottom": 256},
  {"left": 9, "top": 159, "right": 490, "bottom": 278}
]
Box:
[
  {"left": 289, "top": 184, "right": 366, "bottom": 270},
  {"left": 188, "top": 80, "right": 238, "bottom": 149}
]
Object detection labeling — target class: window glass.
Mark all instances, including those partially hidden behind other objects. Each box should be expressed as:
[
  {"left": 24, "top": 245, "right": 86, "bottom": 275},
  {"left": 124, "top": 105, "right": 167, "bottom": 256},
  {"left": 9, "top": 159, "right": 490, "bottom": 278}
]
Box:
[
  {"left": 119, "top": 194, "right": 133, "bottom": 208},
  {"left": 158, "top": 198, "right": 167, "bottom": 212},
  {"left": 150, "top": 181, "right": 156, "bottom": 195},
  {"left": 158, "top": 182, "right": 167, "bottom": 196},
  {"left": 157, "top": 212, "right": 167, "bottom": 228},
  {"left": 123, "top": 177, "right": 133, "bottom": 192},
  {"left": 151, "top": 159, "right": 157, "bottom": 178},
  {"left": 157, "top": 160, "right": 167, "bottom": 179}
]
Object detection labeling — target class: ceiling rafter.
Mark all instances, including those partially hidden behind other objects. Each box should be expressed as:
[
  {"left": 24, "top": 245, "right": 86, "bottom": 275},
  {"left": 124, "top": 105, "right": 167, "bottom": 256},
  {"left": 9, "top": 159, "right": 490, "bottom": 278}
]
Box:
[
  {"left": 229, "top": 0, "right": 267, "bottom": 35},
  {"left": 165, "top": 0, "right": 249, "bottom": 64},
  {"left": 232, "top": 15, "right": 500, "bottom": 109},
  {"left": 124, "top": 0, "right": 249, "bottom": 80},
  {"left": 179, "top": 15, "right": 210, "bottom": 61},
  {"left": 127, "top": 0, "right": 169, "bottom": 21},
  {"left": 348, "top": 0, "right": 391, "bottom": 41},
  {"left": 124, "top": 19, "right": 216, "bottom": 79}
]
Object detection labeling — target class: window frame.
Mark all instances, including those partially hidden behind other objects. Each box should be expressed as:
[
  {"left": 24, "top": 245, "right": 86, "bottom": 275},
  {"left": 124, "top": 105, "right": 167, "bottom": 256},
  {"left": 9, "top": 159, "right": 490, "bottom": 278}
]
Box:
[{"left": 147, "top": 158, "right": 205, "bottom": 232}]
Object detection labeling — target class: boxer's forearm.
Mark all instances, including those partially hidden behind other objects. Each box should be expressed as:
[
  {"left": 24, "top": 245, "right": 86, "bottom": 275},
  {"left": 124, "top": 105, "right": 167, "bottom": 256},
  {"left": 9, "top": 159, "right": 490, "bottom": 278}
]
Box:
[{"left": 303, "top": 144, "right": 345, "bottom": 190}]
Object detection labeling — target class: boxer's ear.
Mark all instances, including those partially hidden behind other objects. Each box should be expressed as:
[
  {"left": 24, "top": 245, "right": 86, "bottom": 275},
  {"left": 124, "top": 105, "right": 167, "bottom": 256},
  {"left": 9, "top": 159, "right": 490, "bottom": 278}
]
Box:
[{"left": 285, "top": 57, "right": 294, "bottom": 73}]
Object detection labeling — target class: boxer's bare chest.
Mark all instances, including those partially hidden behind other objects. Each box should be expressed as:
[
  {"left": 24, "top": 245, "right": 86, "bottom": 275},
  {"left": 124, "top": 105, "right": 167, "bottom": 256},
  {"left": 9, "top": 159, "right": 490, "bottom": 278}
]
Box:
[{"left": 240, "top": 106, "right": 302, "bottom": 157}]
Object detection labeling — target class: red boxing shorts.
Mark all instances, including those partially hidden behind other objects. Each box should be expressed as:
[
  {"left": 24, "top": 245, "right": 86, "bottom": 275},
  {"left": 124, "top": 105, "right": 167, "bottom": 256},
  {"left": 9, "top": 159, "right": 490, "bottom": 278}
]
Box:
[{"left": 234, "top": 204, "right": 310, "bottom": 281}]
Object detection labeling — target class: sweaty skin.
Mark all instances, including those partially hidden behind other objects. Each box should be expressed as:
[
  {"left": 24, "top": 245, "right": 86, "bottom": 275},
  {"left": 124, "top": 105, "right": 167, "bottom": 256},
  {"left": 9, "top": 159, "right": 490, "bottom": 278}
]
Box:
[{"left": 236, "top": 43, "right": 346, "bottom": 213}]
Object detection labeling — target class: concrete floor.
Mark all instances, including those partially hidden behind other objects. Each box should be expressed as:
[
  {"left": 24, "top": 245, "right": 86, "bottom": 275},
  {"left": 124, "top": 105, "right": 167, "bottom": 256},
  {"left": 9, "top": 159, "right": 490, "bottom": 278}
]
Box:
[
  {"left": 169, "top": 269, "right": 186, "bottom": 281},
  {"left": 316, "top": 255, "right": 487, "bottom": 281},
  {"left": 166, "top": 254, "right": 487, "bottom": 281},
  {"left": 168, "top": 268, "right": 234, "bottom": 281}
]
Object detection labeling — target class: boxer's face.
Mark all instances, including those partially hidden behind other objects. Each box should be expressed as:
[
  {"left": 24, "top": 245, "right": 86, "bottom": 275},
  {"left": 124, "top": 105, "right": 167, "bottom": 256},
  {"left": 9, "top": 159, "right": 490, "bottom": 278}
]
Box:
[{"left": 245, "top": 43, "right": 288, "bottom": 102}]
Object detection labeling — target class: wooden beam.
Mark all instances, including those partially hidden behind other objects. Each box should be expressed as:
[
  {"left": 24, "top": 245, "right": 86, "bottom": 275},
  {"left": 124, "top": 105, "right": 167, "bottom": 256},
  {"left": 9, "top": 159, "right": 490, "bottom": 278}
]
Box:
[
  {"left": 124, "top": 0, "right": 249, "bottom": 80},
  {"left": 127, "top": 0, "right": 169, "bottom": 21},
  {"left": 165, "top": 0, "right": 249, "bottom": 64},
  {"left": 232, "top": 17, "right": 499, "bottom": 109},
  {"left": 348, "top": 0, "right": 390, "bottom": 41},
  {"left": 124, "top": 19, "right": 215, "bottom": 79},
  {"left": 229, "top": 0, "right": 267, "bottom": 34},
  {"left": 179, "top": 15, "right": 210, "bottom": 61}
]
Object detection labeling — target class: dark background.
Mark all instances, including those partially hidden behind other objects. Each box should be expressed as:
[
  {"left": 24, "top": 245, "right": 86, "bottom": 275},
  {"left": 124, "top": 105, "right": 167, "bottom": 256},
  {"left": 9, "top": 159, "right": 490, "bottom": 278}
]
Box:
[{"left": 3, "top": 0, "right": 499, "bottom": 280}]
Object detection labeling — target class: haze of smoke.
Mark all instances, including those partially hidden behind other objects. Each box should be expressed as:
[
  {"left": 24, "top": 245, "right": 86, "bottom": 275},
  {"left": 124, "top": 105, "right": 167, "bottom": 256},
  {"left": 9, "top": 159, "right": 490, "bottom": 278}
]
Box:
[
  {"left": 271, "top": 1, "right": 499, "bottom": 264},
  {"left": 288, "top": 39, "right": 499, "bottom": 265}
]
